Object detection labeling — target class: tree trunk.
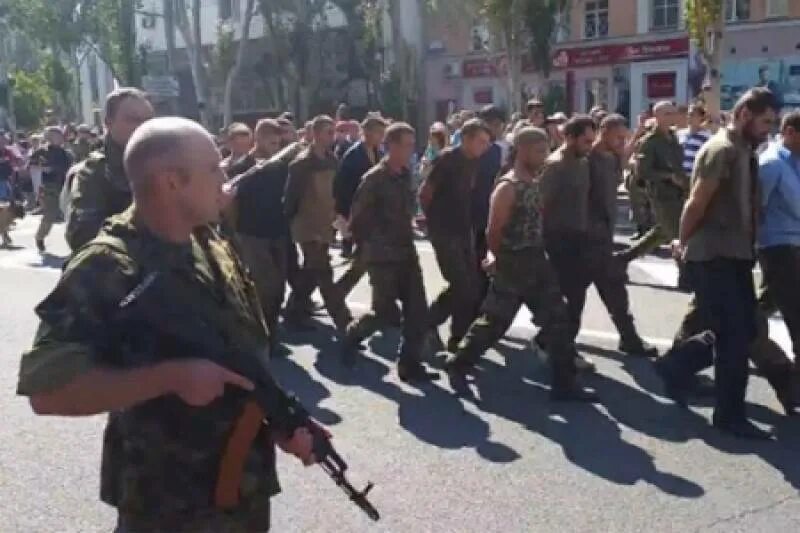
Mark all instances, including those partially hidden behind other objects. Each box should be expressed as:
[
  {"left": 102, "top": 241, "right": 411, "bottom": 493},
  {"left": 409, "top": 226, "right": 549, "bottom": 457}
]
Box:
[
  {"left": 388, "top": 0, "right": 408, "bottom": 120},
  {"left": 223, "top": 0, "right": 256, "bottom": 127},
  {"left": 704, "top": 9, "right": 725, "bottom": 125},
  {"left": 176, "top": 0, "right": 210, "bottom": 126},
  {"left": 120, "top": 0, "right": 138, "bottom": 86}
]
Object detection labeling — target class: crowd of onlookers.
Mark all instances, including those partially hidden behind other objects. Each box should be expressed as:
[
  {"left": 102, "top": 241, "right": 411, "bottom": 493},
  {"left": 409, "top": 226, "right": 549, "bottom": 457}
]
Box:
[{"left": 0, "top": 123, "right": 103, "bottom": 247}]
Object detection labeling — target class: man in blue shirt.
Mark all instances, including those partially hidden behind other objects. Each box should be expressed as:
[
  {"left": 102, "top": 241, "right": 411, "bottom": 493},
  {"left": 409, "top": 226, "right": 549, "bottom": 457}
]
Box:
[{"left": 758, "top": 110, "right": 800, "bottom": 369}]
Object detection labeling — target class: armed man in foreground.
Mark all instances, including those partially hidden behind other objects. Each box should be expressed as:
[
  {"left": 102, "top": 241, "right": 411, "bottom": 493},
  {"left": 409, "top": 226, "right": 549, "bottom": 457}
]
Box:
[
  {"left": 64, "top": 87, "right": 154, "bottom": 251},
  {"left": 445, "top": 127, "right": 597, "bottom": 402},
  {"left": 17, "top": 117, "right": 321, "bottom": 532}
]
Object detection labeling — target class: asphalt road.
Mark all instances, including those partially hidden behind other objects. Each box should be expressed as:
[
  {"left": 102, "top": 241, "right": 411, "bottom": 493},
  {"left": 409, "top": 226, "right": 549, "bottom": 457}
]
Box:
[{"left": 1, "top": 214, "right": 799, "bottom": 533}]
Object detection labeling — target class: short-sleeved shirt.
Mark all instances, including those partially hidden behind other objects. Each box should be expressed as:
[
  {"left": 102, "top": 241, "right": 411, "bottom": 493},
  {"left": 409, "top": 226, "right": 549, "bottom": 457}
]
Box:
[
  {"left": 17, "top": 208, "right": 278, "bottom": 528},
  {"left": 684, "top": 128, "right": 757, "bottom": 262},
  {"left": 423, "top": 146, "right": 478, "bottom": 240},
  {"left": 31, "top": 145, "right": 72, "bottom": 188}
]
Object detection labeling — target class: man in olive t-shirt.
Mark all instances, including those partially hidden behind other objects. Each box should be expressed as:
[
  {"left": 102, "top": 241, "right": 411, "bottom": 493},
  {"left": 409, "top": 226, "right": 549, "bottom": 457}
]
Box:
[{"left": 655, "top": 88, "right": 779, "bottom": 440}]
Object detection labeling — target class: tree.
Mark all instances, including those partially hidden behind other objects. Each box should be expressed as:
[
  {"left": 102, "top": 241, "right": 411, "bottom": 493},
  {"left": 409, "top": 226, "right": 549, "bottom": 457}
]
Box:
[
  {"left": 175, "top": 0, "right": 211, "bottom": 126},
  {"left": 11, "top": 68, "right": 53, "bottom": 130},
  {"left": 222, "top": 0, "right": 257, "bottom": 126},
  {"left": 426, "top": 0, "right": 567, "bottom": 113},
  {"left": 686, "top": 0, "right": 724, "bottom": 119}
]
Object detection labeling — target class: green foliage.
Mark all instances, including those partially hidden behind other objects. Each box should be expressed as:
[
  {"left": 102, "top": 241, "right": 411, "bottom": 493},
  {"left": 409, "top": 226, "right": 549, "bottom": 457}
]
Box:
[
  {"left": 42, "top": 53, "right": 72, "bottom": 98},
  {"left": 685, "top": 0, "right": 723, "bottom": 50},
  {"left": 525, "top": 0, "right": 568, "bottom": 78},
  {"left": 3, "top": 0, "right": 141, "bottom": 85},
  {"left": 211, "top": 22, "right": 237, "bottom": 81},
  {"left": 11, "top": 68, "right": 53, "bottom": 129}
]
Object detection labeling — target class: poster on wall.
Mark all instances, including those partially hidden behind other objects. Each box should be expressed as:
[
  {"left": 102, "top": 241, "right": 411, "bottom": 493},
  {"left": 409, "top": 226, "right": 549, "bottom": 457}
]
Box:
[{"left": 718, "top": 56, "right": 800, "bottom": 110}]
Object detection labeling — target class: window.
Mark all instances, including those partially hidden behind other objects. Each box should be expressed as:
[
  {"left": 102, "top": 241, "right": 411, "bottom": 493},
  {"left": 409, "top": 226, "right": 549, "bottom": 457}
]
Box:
[
  {"left": 554, "top": 7, "right": 570, "bottom": 43},
  {"left": 767, "top": 0, "right": 789, "bottom": 18},
  {"left": 470, "top": 21, "right": 490, "bottom": 52},
  {"left": 651, "top": 0, "right": 679, "bottom": 30},
  {"left": 584, "top": 1, "right": 609, "bottom": 40},
  {"left": 219, "top": 0, "right": 240, "bottom": 21},
  {"left": 725, "top": 0, "right": 750, "bottom": 22},
  {"left": 585, "top": 78, "right": 608, "bottom": 111}
]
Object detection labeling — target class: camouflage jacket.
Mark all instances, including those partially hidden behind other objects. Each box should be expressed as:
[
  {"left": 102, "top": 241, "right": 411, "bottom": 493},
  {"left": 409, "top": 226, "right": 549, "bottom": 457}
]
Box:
[
  {"left": 349, "top": 158, "right": 418, "bottom": 263},
  {"left": 17, "top": 208, "right": 278, "bottom": 529},
  {"left": 636, "top": 128, "right": 687, "bottom": 189},
  {"left": 64, "top": 138, "right": 133, "bottom": 251}
]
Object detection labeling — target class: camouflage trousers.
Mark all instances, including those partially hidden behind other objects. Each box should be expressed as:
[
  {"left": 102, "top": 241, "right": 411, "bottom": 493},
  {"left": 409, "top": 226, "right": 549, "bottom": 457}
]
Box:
[
  {"left": 623, "top": 182, "right": 685, "bottom": 259},
  {"left": 237, "top": 234, "right": 288, "bottom": 335},
  {"left": 547, "top": 235, "right": 643, "bottom": 344},
  {"left": 455, "top": 248, "right": 577, "bottom": 386},
  {"left": 290, "top": 241, "right": 352, "bottom": 331},
  {"left": 625, "top": 176, "right": 654, "bottom": 232},
  {"left": 335, "top": 248, "right": 367, "bottom": 299},
  {"left": 35, "top": 184, "right": 62, "bottom": 242},
  {"left": 114, "top": 506, "right": 270, "bottom": 532},
  {"left": 428, "top": 235, "right": 480, "bottom": 344},
  {"left": 346, "top": 256, "right": 428, "bottom": 363}
]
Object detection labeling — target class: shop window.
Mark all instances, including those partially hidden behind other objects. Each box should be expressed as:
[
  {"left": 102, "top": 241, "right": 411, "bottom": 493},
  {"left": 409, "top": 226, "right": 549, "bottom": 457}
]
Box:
[
  {"left": 766, "top": 0, "right": 789, "bottom": 18},
  {"left": 584, "top": 1, "right": 609, "bottom": 40},
  {"left": 651, "top": 0, "right": 679, "bottom": 31},
  {"left": 725, "top": 0, "right": 750, "bottom": 22},
  {"left": 585, "top": 78, "right": 608, "bottom": 111}
]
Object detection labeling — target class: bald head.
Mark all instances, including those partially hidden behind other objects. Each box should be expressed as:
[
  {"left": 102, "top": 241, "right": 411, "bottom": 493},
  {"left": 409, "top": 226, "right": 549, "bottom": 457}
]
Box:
[
  {"left": 124, "top": 117, "right": 215, "bottom": 197},
  {"left": 653, "top": 101, "right": 677, "bottom": 130}
]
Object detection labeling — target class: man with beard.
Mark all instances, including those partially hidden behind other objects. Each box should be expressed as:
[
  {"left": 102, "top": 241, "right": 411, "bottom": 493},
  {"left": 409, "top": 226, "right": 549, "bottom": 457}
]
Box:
[
  {"left": 419, "top": 118, "right": 491, "bottom": 352},
  {"left": 536, "top": 115, "right": 598, "bottom": 371},
  {"left": 284, "top": 115, "right": 353, "bottom": 334},
  {"left": 65, "top": 87, "right": 154, "bottom": 251},
  {"left": 343, "top": 123, "right": 439, "bottom": 383},
  {"left": 445, "top": 127, "right": 597, "bottom": 402},
  {"left": 656, "top": 88, "right": 780, "bottom": 440}
]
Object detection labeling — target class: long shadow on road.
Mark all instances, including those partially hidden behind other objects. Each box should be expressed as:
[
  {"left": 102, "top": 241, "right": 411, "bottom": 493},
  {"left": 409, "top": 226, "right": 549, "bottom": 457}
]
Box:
[
  {"left": 579, "top": 341, "right": 800, "bottom": 493},
  {"left": 468, "top": 340, "right": 704, "bottom": 498}
]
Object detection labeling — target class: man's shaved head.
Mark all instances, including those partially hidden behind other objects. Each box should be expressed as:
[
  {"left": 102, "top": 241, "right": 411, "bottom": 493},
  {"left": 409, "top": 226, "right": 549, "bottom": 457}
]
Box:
[
  {"left": 124, "top": 117, "right": 213, "bottom": 195},
  {"left": 653, "top": 100, "right": 677, "bottom": 129},
  {"left": 124, "top": 117, "right": 226, "bottom": 229}
]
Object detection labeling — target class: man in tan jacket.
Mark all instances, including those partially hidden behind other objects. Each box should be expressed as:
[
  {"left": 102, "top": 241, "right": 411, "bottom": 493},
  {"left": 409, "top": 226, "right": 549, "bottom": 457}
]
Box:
[{"left": 284, "top": 115, "right": 353, "bottom": 333}]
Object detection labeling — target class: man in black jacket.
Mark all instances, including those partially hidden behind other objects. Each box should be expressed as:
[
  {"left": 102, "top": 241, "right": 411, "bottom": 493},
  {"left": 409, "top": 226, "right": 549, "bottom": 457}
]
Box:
[{"left": 333, "top": 116, "right": 386, "bottom": 260}]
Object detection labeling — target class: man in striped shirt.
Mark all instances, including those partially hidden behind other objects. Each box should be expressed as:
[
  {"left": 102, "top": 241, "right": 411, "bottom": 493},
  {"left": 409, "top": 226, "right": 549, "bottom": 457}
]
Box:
[{"left": 677, "top": 104, "right": 711, "bottom": 175}]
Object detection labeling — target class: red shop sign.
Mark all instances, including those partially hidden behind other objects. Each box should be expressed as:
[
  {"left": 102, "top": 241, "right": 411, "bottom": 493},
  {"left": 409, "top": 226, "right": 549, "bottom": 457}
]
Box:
[
  {"left": 473, "top": 88, "right": 494, "bottom": 104},
  {"left": 646, "top": 72, "right": 677, "bottom": 98},
  {"left": 552, "top": 38, "right": 689, "bottom": 69},
  {"left": 462, "top": 56, "right": 508, "bottom": 78}
]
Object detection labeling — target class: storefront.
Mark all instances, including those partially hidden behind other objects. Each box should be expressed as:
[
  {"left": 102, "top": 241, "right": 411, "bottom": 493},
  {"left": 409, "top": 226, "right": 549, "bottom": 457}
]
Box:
[{"left": 552, "top": 37, "right": 689, "bottom": 119}]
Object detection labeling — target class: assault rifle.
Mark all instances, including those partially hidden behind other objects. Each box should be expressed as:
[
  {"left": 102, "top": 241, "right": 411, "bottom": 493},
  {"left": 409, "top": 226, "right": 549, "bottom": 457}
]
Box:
[{"left": 114, "top": 271, "right": 380, "bottom": 522}]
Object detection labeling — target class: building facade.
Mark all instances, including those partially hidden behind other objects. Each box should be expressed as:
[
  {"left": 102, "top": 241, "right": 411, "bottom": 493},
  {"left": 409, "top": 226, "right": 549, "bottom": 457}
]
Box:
[{"left": 423, "top": 0, "right": 800, "bottom": 123}]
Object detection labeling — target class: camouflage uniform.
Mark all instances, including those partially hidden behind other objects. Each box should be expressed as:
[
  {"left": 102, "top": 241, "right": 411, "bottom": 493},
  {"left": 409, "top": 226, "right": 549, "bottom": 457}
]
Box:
[
  {"left": 69, "top": 138, "right": 94, "bottom": 163},
  {"left": 31, "top": 145, "right": 72, "bottom": 245},
  {"left": 344, "top": 160, "right": 427, "bottom": 366},
  {"left": 619, "top": 128, "right": 687, "bottom": 259},
  {"left": 624, "top": 150, "right": 655, "bottom": 234},
  {"left": 450, "top": 175, "right": 578, "bottom": 389},
  {"left": 17, "top": 208, "right": 278, "bottom": 532},
  {"left": 65, "top": 139, "right": 132, "bottom": 251}
]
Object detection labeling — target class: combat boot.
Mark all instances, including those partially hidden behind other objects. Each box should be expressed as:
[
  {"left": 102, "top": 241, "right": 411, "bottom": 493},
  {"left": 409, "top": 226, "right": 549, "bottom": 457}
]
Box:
[
  {"left": 398, "top": 359, "right": 439, "bottom": 384},
  {"left": 654, "top": 331, "right": 716, "bottom": 408},
  {"left": 617, "top": 321, "right": 659, "bottom": 358},
  {"left": 550, "top": 359, "right": 599, "bottom": 403}
]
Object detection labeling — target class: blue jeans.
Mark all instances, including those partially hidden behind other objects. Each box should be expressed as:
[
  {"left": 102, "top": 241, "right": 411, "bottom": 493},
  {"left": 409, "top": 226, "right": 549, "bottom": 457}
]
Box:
[{"left": 662, "top": 259, "right": 757, "bottom": 422}]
